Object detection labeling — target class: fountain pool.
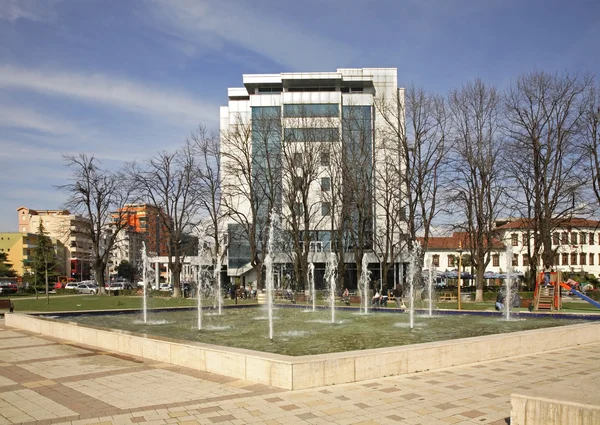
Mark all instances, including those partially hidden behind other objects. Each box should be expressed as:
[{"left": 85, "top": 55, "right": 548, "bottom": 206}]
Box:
[
  {"left": 43, "top": 306, "right": 589, "bottom": 356},
  {"left": 7, "top": 309, "right": 600, "bottom": 390}
]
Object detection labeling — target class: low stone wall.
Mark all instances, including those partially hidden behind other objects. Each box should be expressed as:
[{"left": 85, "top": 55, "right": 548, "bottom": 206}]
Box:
[
  {"left": 6, "top": 313, "right": 600, "bottom": 390},
  {"left": 511, "top": 378, "right": 600, "bottom": 425}
]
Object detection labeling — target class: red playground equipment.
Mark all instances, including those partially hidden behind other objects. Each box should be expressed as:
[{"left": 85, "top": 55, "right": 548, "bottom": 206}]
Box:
[{"left": 533, "top": 271, "right": 600, "bottom": 311}]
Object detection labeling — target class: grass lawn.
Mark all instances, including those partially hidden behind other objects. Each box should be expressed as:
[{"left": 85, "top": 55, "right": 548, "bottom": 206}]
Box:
[
  {"left": 3, "top": 294, "right": 257, "bottom": 313},
  {"left": 2, "top": 293, "right": 599, "bottom": 314}
]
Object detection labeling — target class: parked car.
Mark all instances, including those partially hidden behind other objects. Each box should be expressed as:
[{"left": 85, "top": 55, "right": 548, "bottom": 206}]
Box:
[
  {"left": 0, "top": 284, "right": 17, "bottom": 295},
  {"left": 76, "top": 283, "right": 98, "bottom": 295},
  {"left": 107, "top": 282, "right": 133, "bottom": 292},
  {"left": 64, "top": 282, "right": 80, "bottom": 290},
  {"left": 159, "top": 283, "right": 173, "bottom": 292}
]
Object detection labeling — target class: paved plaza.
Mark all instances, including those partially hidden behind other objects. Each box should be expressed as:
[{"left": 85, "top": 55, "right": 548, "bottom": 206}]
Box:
[{"left": 1, "top": 318, "right": 599, "bottom": 425}]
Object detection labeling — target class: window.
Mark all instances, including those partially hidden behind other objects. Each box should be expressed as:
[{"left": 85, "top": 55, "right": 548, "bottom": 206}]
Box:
[
  {"left": 293, "top": 153, "right": 303, "bottom": 167},
  {"left": 511, "top": 233, "right": 518, "bottom": 246},
  {"left": 493, "top": 255, "right": 499, "bottom": 267},
  {"left": 284, "top": 127, "right": 339, "bottom": 142},
  {"left": 292, "top": 176, "right": 303, "bottom": 190},
  {"left": 321, "top": 177, "right": 331, "bottom": 192},
  {"left": 580, "top": 253, "right": 587, "bottom": 265},
  {"left": 580, "top": 232, "right": 587, "bottom": 245},
  {"left": 432, "top": 255, "right": 440, "bottom": 267},
  {"left": 293, "top": 203, "right": 303, "bottom": 216},
  {"left": 590, "top": 253, "right": 595, "bottom": 265},
  {"left": 590, "top": 233, "right": 595, "bottom": 245},
  {"left": 522, "top": 233, "right": 528, "bottom": 245},
  {"left": 562, "top": 232, "right": 569, "bottom": 244},
  {"left": 448, "top": 255, "right": 455, "bottom": 267},
  {"left": 553, "top": 232, "right": 560, "bottom": 245},
  {"left": 523, "top": 254, "right": 529, "bottom": 266},
  {"left": 571, "top": 253, "right": 578, "bottom": 265},
  {"left": 321, "top": 202, "right": 330, "bottom": 216},
  {"left": 562, "top": 253, "right": 569, "bottom": 265},
  {"left": 321, "top": 151, "right": 330, "bottom": 166},
  {"left": 283, "top": 103, "right": 339, "bottom": 118},
  {"left": 309, "top": 241, "right": 323, "bottom": 252},
  {"left": 257, "top": 86, "right": 282, "bottom": 94},
  {"left": 571, "top": 232, "right": 578, "bottom": 245},
  {"left": 512, "top": 254, "right": 518, "bottom": 267}
]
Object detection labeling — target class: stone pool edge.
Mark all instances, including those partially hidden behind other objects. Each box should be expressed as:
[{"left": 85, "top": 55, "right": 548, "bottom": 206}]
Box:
[{"left": 5, "top": 312, "right": 600, "bottom": 390}]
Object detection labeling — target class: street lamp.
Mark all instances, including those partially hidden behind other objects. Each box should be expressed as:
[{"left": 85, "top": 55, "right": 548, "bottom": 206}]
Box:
[{"left": 457, "top": 241, "right": 463, "bottom": 311}]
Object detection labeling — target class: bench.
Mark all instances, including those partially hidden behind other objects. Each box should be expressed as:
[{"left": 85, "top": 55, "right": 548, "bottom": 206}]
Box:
[
  {"left": 0, "top": 299, "right": 14, "bottom": 313},
  {"left": 438, "top": 292, "right": 457, "bottom": 302}
]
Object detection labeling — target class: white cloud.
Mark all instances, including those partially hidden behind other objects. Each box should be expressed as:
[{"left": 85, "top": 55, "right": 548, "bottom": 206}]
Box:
[
  {"left": 144, "top": 0, "right": 356, "bottom": 71},
  {"left": 0, "top": 105, "right": 81, "bottom": 135},
  {"left": 0, "top": 65, "right": 218, "bottom": 126},
  {"left": 0, "top": 0, "right": 59, "bottom": 22}
]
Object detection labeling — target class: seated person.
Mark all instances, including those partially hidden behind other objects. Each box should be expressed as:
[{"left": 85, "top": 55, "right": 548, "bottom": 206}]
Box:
[
  {"left": 372, "top": 290, "right": 381, "bottom": 307},
  {"left": 342, "top": 288, "right": 350, "bottom": 305},
  {"left": 495, "top": 291, "right": 505, "bottom": 311},
  {"left": 393, "top": 285, "right": 404, "bottom": 308}
]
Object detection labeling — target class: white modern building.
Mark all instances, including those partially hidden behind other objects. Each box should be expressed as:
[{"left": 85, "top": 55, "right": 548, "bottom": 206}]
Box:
[{"left": 220, "top": 68, "right": 405, "bottom": 289}]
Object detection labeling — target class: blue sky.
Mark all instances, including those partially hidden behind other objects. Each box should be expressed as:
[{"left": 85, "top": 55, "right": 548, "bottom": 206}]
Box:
[{"left": 1, "top": 0, "right": 599, "bottom": 230}]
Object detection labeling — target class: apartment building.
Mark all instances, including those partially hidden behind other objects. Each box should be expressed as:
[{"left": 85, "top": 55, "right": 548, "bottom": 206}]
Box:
[
  {"left": 0, "top": 232, "right": 68, "bottom": 277},
  {"left": 496, "top": 217, "right": 600, "bottom": 277},
  {"left": 16, "top": 207, "right": 93, "bottom": 280},
  {"left": 220, "top": 68, "right": 404, "bottom": 287},
  {"left": 420, "top": 218, "right": 600, "bottom": 285},
  {"left": 109, "top": 204, "right": 170, "bottom": 279}
]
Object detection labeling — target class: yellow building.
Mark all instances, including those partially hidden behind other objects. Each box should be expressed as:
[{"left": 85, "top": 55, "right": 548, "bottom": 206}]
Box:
[{"left": 0, "top": 232, "right": 68, "bottom": 277}]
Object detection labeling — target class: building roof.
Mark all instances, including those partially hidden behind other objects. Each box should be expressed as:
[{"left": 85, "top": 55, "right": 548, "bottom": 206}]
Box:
[
  {"left": 496, "top": 217, "right": 600, "bottom": 230},
  {"left": 17, "top": 206, "right": 70, "bottom": 215}
]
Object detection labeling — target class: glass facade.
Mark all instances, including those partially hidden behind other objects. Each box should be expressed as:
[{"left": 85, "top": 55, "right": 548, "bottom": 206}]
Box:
[
  {"left": 227, "top": 223, "right": 252, "bottom": 270},
  {"left": 283, "top": 103, "right": 339, "bottom": 118},
  {"left": 342, "top": 105, "right": 373, "bottom": 249},
  {"left": 284, "top": 127, "right": 339, "bottom": 142}
]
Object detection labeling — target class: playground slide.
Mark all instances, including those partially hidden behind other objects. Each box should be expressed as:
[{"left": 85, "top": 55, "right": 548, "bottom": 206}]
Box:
[{"left": 559, "top": 283, "right": 600, "bottom": 309}]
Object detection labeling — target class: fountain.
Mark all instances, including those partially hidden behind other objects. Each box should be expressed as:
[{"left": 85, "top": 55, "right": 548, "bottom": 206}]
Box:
[
  {"left": 406, "top": 243, "right": 421, "bottom": 329},
  {"left": 49, "top": 308, "right": 590, "bottom": 356},
  {"left": 308, "top": 262, "right": 315, "bottom": 312},
  {"left": 264, "top": 213, "right": 277, "bottom": 340},
  {"left": 196, "top": 239, "right": 206, "bottom": 331},
  {"left": 427, "top": 256, "right": 435, "bottom": 317},
  {"left": 359, "top": 253, "right": 370, "bottom": 314},
  {"left": 504, "top": 244, "right": 513, "bottom": 321},
  {"left": 325, "top": 251, "right": 337, "bottom": 324},
  {"left": 214, "top": 254, "right": 223, "bottom": 315},
  {"left": 141, "top": 242, "right": 149, "bottom": 324}
]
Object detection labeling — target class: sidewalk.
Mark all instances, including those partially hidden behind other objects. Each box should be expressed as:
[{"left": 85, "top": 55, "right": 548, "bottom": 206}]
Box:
[{"left": 1, "top": 318, "right": 599, "bottom": 425}]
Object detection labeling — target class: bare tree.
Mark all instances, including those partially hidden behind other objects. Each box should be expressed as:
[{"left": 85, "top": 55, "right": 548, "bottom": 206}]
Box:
[
  {"left": 583, "top": 81, "right": 600, "bottom": 207},
  {"left": 221, "top": 108, "right": 282, "bottom": 290},
  {"left": 375, "top": 86, "right": 448, "bottom": 286},
  {"left": 448, "top": 79, "right": 505, "bottom": 301},
  {"left": 280, "top": 123, "right": 332, "bottom": 292},
  {"left": 190, "top": 126, "right": 226, "bottom": 281},
  {"left": 504, "top": 71, "right": 589, "bottom": 282},
  {"left": 129, "top": 142, "right": 204, "bottom": 298},
  {"left": 60, "top": 154, "right": 135, "bottom": 293}
]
